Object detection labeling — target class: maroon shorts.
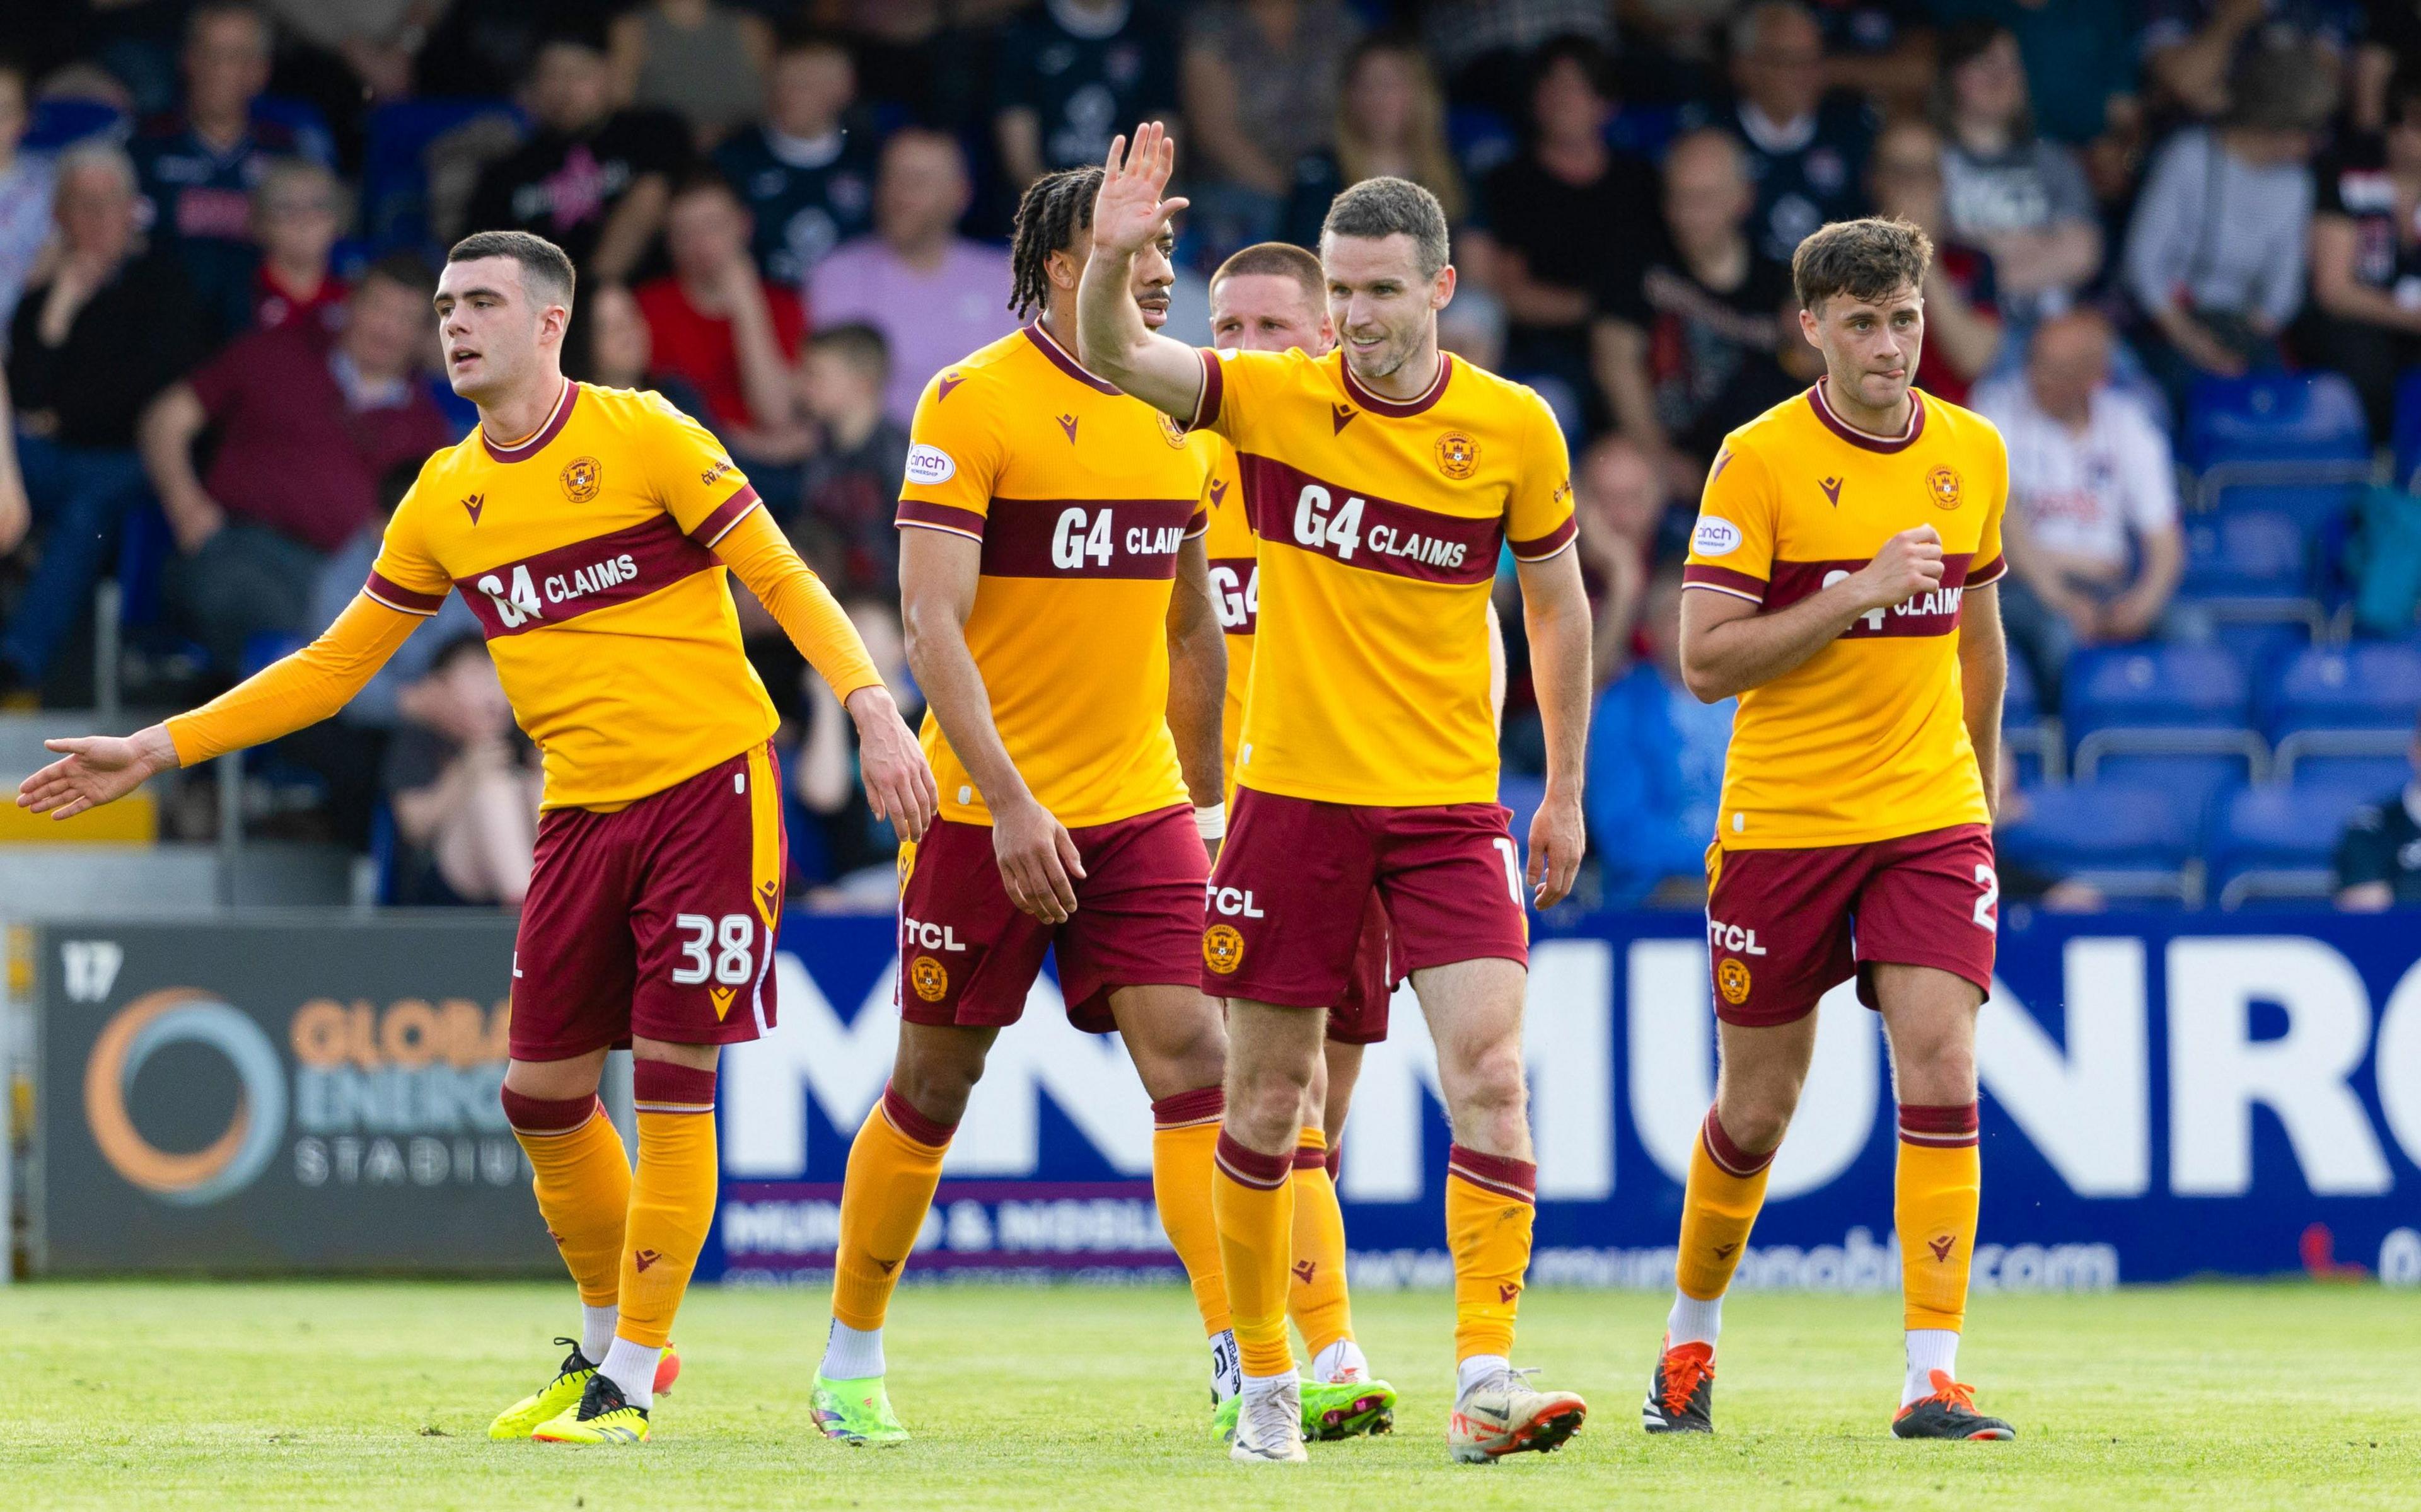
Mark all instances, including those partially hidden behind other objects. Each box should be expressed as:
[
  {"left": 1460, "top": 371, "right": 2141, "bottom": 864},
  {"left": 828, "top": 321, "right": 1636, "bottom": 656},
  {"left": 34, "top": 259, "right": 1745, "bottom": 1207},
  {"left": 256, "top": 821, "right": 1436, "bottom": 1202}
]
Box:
[
  {"left": 1325, "top": 894, "right": 1396, "bottom": 1045},
  {"left": 1204, "top": 789, "right": 1527, "bottom": 1010},
  {"left": 1704, "top": 822, "right": 1997, "bottom": 1028},
  {"left": 897, "top": 804, "right": 1209, "bottom": 1033},
  {"left": 510, "top": 742, "right": 786, "bottom": 1060}
]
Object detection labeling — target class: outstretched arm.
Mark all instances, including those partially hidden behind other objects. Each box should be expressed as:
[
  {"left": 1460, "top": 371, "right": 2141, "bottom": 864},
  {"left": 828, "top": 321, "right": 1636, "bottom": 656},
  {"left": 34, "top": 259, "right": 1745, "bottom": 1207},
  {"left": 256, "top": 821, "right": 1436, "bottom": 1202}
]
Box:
[
  {"left": 713, "top": 505, "right": 936, "bottom": 841},
  {"left": 1076, "top": 122, "right": 1209, "bottom": 422},
  {"left": 16, "top": 592, "right": 421, "bottom": 819}
]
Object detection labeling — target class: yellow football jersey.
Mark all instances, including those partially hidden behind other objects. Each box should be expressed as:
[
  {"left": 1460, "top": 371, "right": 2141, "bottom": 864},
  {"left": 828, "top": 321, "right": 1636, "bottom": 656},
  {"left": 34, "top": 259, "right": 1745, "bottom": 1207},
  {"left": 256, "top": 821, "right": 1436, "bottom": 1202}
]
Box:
[
  {"left": 895, "top": 323, "right": 1215, "bottom": 828},
  {"left": 1192, "top": 346, "right": 1574, "bottom": 807},
  {"left": 366, "top": 381, "right": 781, "bottom": 811},
  {"left": 1681, "top": 384, "right": 2009, "bottom": 848},
  {"left": 1200, "top": 430, "right": 1253, "bottom": 792}
]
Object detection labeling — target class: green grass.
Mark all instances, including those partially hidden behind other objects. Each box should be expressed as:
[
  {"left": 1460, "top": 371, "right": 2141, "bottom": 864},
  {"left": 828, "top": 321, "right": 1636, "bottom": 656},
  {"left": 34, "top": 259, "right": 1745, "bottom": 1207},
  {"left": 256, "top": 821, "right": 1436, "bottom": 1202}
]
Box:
[{"left": 4, "top": 1279, "right": 2416, "bottom": 1509}]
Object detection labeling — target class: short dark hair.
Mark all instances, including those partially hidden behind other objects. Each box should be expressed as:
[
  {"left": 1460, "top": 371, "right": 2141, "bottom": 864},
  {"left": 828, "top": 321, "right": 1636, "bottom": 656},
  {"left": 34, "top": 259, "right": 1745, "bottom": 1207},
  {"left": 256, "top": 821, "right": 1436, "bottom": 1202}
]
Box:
[
  {"left": 447, "top": 229, "right": 577, "bottom": 310},
  {"left": 1009, "top": 166, "right": 1102, "bottom": 320},
  {"left": 809, "top": 321, "right": 891, "bottom": 383},
  {"left": 773, "top": 26, "right": 852, "bottom": 63},
  {"left": 669, "top": 168, "right": 745, "bottom": 209},
  {"left": 1791, "top": 217, "right": 1932, "bottom": 311},
  {"left": 362, "top": 250, "right": 437, "bottom": 300},
  {"left": 1321, "top": 176, "right": 1450, "bottom": 279},
  {"left": 1533, "top": 33, "right": 1612, "bottom": 99},
  {"left": 1212, "top": 242, "right": 1326, "bottom": 308},
  {"left": 429, "top": 631, "right": 490, "bottom": 676}
]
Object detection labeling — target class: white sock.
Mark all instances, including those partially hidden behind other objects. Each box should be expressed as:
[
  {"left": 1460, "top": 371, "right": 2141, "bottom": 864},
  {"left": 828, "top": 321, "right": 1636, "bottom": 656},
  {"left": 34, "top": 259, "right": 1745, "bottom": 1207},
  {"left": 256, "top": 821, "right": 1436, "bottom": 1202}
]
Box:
[
  {"left": 598, "top": 1335, "right": 659, "bottom": 1411},
  {"left": 579, "top": 1304, "right": 618, "bottom": 1366},
  {"left": 1210, "top": 1329, "right": 1242, "bottom": 1402},
  {"left": 1241, "top": 1366, "right": 1298, "bottom": 1395},
  {"left": 1667, "top": 1291, "right": 1722, "bottom": 1351},
  {"left": 1311, "top": 1337, "right": 1368, "bottom": 1383},
  {"left": 1456, "top": 1352, "right": 1509, "bottom": 1399},
  {"left": 821, "top": 1318, "right": 885, "bottom": 1381},
  {"left": 1903, "top": 1329, "right": 1959, "bottom": 1407}
]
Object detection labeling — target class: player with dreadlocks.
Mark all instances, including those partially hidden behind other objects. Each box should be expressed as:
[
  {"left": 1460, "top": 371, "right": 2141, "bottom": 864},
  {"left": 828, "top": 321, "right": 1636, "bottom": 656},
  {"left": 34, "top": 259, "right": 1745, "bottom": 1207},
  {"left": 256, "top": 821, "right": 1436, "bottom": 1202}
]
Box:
[{"left": 811, "top": 166, "right": 1380, "bottom": 1455}]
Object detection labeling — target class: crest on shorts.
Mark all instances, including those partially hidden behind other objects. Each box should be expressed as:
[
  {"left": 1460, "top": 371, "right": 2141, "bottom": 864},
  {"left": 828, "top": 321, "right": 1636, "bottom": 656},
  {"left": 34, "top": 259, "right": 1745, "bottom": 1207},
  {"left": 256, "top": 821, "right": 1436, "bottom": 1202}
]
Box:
[
  {"left": 1203, "top": 925, "right": 1245, "bottom": 976},
  {"left": 1927, "top": 465, "right": 1962, "bottom": 510},
  {"left": 1435, "top": 431, "right": 1479, "bottom": 479},
  {"left": 560, "top": 455, "right": 602, "bottom": 502},
  {"left": 1158, "top": 410, "right": 1190, "bottom": 447},
  {"left": 1717, "top": 957, "right": 1752, "bottom": 1005},
  {"left": 910, "top": 954, "right": 949, "bottom": 1003}
]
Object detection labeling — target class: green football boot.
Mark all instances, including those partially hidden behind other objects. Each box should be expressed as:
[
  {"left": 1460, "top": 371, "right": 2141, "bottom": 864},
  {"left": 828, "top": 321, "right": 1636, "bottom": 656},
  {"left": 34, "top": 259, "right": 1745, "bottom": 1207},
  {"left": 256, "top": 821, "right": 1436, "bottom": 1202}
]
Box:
[{"left": 811, "top": 1373, "right": 910, "bottom": 1445}]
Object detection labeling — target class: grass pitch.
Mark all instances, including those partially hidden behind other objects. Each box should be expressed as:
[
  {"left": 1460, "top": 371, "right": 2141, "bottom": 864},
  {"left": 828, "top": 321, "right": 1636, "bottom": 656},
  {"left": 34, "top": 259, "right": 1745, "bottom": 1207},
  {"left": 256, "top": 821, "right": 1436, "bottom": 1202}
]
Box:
[{"left": 4, "top": 1279, "right": 2415, "bottom": 1510}]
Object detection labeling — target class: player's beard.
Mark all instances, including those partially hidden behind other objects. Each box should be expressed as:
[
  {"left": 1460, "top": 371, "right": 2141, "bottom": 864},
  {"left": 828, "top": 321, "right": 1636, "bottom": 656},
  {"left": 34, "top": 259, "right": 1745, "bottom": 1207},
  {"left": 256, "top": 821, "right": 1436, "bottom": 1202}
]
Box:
[{"left": 1344, "top": 318, "right": 1422, "bottom": 383}]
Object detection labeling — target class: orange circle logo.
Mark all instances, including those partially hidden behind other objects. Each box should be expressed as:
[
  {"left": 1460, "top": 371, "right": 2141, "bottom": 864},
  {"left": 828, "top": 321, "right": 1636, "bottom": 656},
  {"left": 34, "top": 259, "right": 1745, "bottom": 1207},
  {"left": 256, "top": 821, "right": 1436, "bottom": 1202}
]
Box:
[
  {"left": 560, "top": 455, "right": 602, "bottom": 502},
  {"left": 1717, "top": 957, "right": 1753, "bottom": 1005},
  {"left": 1203, "top": 925, "right": 1245, "bottom": 976},
  {"left": 85, "top": 988, "right": 286, "bottom": 1204},
  {"left": 1927, "top": 465, "right": 1962, "bottom": 510},
  {"left": 909, "top": 955, "right": 948, "bottom": 1003},
  {"left": 1435, "top": 432, "right": 1479, "bottom": 479}
]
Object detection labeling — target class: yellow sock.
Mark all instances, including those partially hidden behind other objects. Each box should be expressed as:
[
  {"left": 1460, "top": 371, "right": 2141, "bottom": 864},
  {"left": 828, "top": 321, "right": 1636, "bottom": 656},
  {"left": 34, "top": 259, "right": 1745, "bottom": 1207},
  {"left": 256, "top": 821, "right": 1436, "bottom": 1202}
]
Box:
[
  {"left": 1286, "top": 1126, "right": 1354, "bottom": 1360},
  {"left": 1152, "top": 1088, "right": 1232, "bottom": 1337},
  {"left": 1897, "top": 1102, "right": 1981, "bottom": 1330},
  {"left": 1212, "top": 1128, "right": 1296, "bottom": 1378},
  {"left": 1676, "top": 1109, "right": 1775, "bottom": 1303},
  {"left": 832, "top": 1083, "right": 954, "bottom": 1332},
  {"left": 616, "top": 1061, "right": 721, "bottom": 1349},
  {"left": 1444, "top": 1145, "right": 1535, "bottom": 1363},
  {"left": 502, "top": 1087, "right": 631, "bottom": 1308}
]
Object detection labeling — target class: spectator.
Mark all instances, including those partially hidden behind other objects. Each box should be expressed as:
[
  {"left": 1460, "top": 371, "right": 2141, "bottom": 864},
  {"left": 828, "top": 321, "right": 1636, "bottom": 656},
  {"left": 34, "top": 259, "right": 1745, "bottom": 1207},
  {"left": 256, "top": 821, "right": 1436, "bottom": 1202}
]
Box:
[
  {"left": 465, "top": 30, "right": 688, "bottom": 286},
  {"left": 3, "top": 143, "right": 205, "bottom": 698},
  {"left": 610, "top": 0, "right": 774, "bottom": 151},
  {"left": 0, "top": 56, "right": 56, "bottom": 334},
  {"left": 141, "top": 253, "right": 451, "bottom": 675},
  {"left": 1973, "top": 310, "right": 2185, "bottom": 701},
  {"left": 1586, "top": 567, "right": 1734, "bottom": 907},
  {"left": 1471, "top": 37, "right": 1656, "bottom": 426},
  {"left": 2300, "top": 64, "right": 2421, "bottom": 436},
  {"left": 1593, "top": 129, "right": 1797, "bottom": 493},
  {"left": 386, "top": 634, "right": 542, "bottom": 908},
  {"left": 712, "top": 32, "right": 876, "bottom": 286},
  {"left": 129, "top": 2, "right": 336, "bottom": 345},
  {"left": 1931, "top": 0, "right": 2139, "bottom": 149},
  {"left": 1867, "top": 118, "right": 2001, "bottom": 403},
  {"left": 1721, "top": 1, "right": 1876, "bottom": 264},
  {"left": 1181, "top": 1, "right": 1364, "bottom": 248},
  {"left": 2335, "top": 717, "right": 2421, "bottom": 909},
  {"left": 789, "top": 323, "right": 909, "bottom": 597},
  {"left": 247, "top": 158, "right": 349, "bottom": 333},
  {"left": 808, "top": 129, "right": 1014, "bottom": 426},
  {"left": 310, "top": 461, "right": 481, "bottom": 732},
  {"left": 2122, "top": 41, "right": 2331, "bottom": 403},
  {"left": 1813, "top": 0, "right": 1939, "bottom": 116},
  {"left": 583, "top": 280, "right": 712, "bottom": 420},
  {"left": 1420, "top": 1, "right": 1615, "bottom": 122},
  {"left": 633, "top": 175, "right": 808, "bottom": 452},
  {"left": 994, "top": 0, "right": 1181, "bottom": 190},
  {"left": 1932, "top": 21, "right": 2103, "bottom": 326},
  {"left": 2143, "top": 0, "right": 2362, "bottom": 121},
  {"left": 1573, "top": 434, "right": 1659, "bottom": 683},
  {"left": 257, "top": 0, "right": 448, "bottom": 164},
  {"left": 1282, "top": 35, "right": 1466, "bottom": 251}
]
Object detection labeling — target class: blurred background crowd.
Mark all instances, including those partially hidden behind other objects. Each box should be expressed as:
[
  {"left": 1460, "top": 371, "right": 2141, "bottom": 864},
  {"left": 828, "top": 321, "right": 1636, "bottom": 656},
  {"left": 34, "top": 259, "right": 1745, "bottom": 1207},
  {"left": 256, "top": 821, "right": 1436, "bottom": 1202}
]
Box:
[{"left": 1, "top": 0, "right": 2418, "bottom": 915}]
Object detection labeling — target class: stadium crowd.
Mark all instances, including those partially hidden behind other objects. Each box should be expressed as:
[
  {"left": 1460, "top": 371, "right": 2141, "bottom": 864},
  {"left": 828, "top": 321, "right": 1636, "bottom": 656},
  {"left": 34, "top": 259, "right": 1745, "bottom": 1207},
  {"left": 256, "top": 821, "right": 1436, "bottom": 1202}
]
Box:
[{"left": 1, "top": 0, "right": 2418, "bottom": 911}]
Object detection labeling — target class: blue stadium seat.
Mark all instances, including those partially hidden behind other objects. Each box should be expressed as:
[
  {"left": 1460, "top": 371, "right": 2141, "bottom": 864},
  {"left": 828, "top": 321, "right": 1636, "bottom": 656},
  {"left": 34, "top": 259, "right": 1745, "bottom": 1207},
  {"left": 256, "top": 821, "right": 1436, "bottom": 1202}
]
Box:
[
  {"left": 2181, "top": 510, "right": 2308, "bottom": 597},
  {"left": 2082, "top": 751, "right": 2253, "bottom": 825},
  {"left": 2200, "top": 615, "right": 2313, "bottom": 677},
  {"left": 2002, "top": 651, "right": 2060, "bottom": 782},
  {"left": 361, "top": 98, "right": 525, "bottom": 252},
  {"left": 2393, "top": 368, "right": 2421, "bottom": 490},
  {"left": 2203, "top": 482, "right": 2365, "bottom": 529},
  {"left": 2062, "top": 643, "right": 2251, "bottom": 741},
  {"left": 1999, "top": 783, "right": 2199, "bottom": 893},
  {"left": 2207, "top": 784, "right": 2368, "bottom": 909},
  {"left": 1500, "top": 771, "right": 1547, "bottom": 856},
  {"left": 26, "top": 97, "right": 125, "bottom": 151},
  {"left": 2184, "top": 371, "right": 2369, "bottom": 471},
  {"left": 250, "top": 95, "right": 337, "bottom": 168},
  {"left": 2284, "top": 751, "right": 2410, "bottom": 795},
  {"left": 2265, "top": 643, "right": 2421, "bottom": 736}
]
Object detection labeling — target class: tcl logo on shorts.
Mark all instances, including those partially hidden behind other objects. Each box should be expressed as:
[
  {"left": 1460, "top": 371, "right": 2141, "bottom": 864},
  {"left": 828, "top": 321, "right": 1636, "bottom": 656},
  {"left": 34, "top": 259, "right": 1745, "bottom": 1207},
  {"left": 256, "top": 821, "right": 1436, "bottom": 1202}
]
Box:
[
  {"left": 903, "top": 916, "right": 968, "bottom": 952},
  {"left": 1707, "top": 920, "right": 1769, "bottom": 955},
  {"left": 1206, "top": 886, "right": 1265, "bottom": 918}
]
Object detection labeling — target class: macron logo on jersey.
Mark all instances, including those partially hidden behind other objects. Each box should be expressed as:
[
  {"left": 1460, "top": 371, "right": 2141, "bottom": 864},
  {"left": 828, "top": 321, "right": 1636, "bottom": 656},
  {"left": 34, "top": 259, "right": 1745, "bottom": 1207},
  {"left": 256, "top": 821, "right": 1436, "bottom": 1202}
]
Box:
[{"left": 905, "top": 444, "right": 956, "bottom": 484}]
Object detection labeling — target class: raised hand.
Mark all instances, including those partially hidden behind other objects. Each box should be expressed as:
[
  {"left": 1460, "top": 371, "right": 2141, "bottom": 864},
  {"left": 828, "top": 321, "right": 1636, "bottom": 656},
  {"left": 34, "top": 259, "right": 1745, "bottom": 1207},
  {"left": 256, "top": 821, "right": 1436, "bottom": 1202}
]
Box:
[
  {"left": 16, "top": 726, "right": 180, "bottom": 821},
  {"left": 1092, "top": 120, "right": 1188, "bottom": 260}
]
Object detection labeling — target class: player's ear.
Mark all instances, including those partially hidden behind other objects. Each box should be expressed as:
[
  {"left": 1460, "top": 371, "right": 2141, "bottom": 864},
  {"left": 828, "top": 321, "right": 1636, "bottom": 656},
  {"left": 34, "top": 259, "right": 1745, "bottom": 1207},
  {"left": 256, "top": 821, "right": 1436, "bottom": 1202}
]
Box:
[
  {"left": 1797, "top": 304, "right": 1822, "bottom": 350},
  {"left": 1431, "top": 263, "right": 1456, "bottom": 312},
  {"left": 1047, "top": 245, "right": 1083, "bottom": 293}
]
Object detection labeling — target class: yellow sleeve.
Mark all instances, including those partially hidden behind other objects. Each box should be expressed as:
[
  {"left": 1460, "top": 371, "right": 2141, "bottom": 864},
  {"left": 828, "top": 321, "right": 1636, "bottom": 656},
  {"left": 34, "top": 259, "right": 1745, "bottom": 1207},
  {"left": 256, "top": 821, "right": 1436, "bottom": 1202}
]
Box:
[
  {"left": 366, "top": 468, "right": 451, "bottom": 611},
  {"left": 636, "top": 392, "right": 763, "bottom": 544},
  {"left": 165, "top": 594, "right": 422, "bottom": 765},
  {"left": 895, "top": 366, "right": 1006, "bottom": 540},
  {"left": 1970, "top": 424, "right": 2010, "bottom": 586},
  {"left": 1507, "top": 390, "right": 1577, "bottom": 561},
  {"left": 1190, "top": 347, "right": 1285, "bottom": 450},
  {"left": 1681, "top": 438, "right": 1779, "bottom": 605},
  {"left": 713, "top": 506, "right": 883, "bottom": 702}
]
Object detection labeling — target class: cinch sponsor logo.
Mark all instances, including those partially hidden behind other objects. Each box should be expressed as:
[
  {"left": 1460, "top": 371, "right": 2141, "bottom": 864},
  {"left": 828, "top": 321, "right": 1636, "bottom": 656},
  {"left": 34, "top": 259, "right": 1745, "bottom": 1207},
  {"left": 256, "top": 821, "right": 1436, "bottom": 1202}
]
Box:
[{"left": 905, "top": 443, "right": 955, "bottom": 484}]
